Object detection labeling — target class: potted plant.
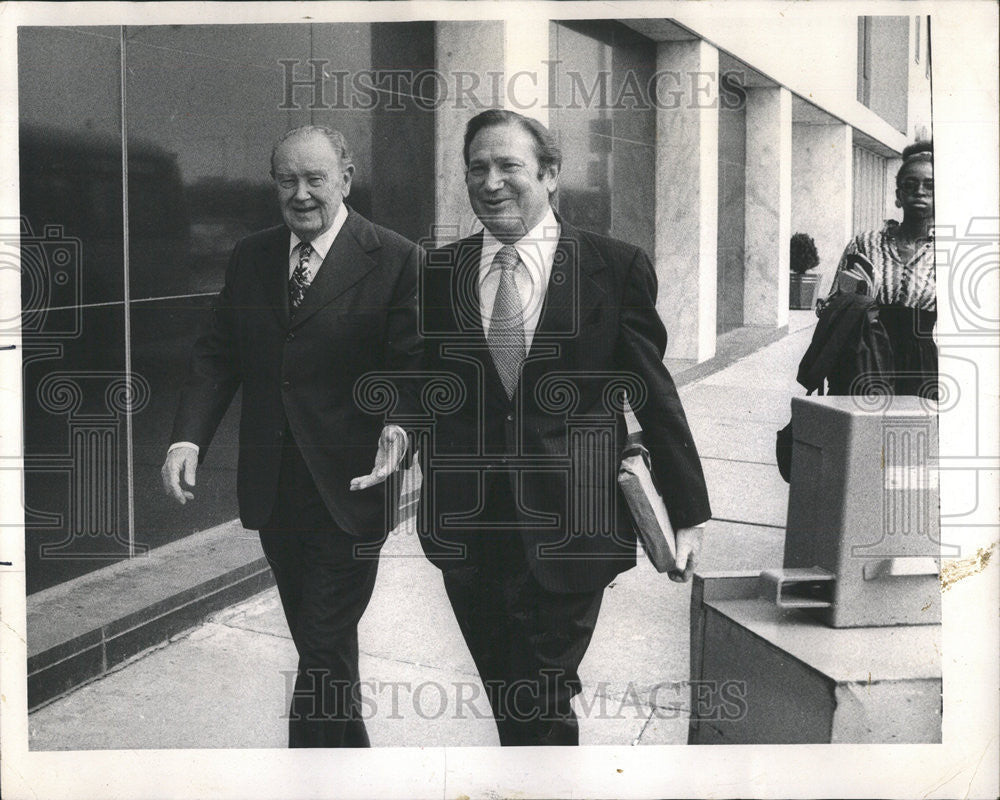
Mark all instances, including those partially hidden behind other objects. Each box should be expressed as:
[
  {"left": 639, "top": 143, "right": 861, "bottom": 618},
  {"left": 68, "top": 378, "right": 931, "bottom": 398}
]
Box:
[{"left": 789, "top": 232, "right": 820, "bottom": 310}]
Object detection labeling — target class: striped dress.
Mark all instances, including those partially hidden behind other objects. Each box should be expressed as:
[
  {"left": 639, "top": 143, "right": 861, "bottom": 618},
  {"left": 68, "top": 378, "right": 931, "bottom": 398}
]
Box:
[
  {"left": 826, "top": 220, "right": 937, "bottom": 397},
  {"left": 832, "top": 220, "right": 936, "bottom": 310}
]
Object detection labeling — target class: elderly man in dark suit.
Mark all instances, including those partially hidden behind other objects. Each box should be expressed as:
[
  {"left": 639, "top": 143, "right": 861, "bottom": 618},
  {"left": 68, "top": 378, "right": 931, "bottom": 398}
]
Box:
[
  {"left": 358, "top": 109, "right": 711, "bottom": 746},
  {"left": 161, "top": 125, "right": 419, "bottom": 748}
]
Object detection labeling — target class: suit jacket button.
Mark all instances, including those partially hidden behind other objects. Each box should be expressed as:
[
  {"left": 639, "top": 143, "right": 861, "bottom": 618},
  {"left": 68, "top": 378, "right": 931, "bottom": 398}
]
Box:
[
  {"left": 276, "top": 429, "right": 284, "bottom": 439},
  {"left": 286, "top": 332, "right": 295, "bottom": 342},
  {"left": 506, "top": 413, "right": 514, "bottom": 422},
  {"left": 282, "top": 380, "right": 291, "bottom": 390}
]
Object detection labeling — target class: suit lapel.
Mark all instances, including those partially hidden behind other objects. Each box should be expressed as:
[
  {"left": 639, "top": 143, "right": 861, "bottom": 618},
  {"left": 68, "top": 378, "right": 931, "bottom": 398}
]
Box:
[
  {"left": 259, "top": 227, "right": 292, "bottom": 329},
  {"left": 450, "top": 233, "right": 485, "bottom": 337},
  {"left": 291, "top": 209, "right": 381, "bottom": 329},
  {"left": 533, "top": 217, "right": 608, "bottom": 344}
]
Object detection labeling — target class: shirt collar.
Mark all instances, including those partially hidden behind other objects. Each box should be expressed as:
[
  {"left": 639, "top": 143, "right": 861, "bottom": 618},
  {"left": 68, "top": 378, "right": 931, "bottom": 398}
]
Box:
[
  {"left": 480, "top": 206, "right": 561, "bottom": 276},
  {"left": 289, "top": 202, "right": 349, "bottom": 262},
  {"left": 883, "top": 218, "right": 935, "bottom": 241}
]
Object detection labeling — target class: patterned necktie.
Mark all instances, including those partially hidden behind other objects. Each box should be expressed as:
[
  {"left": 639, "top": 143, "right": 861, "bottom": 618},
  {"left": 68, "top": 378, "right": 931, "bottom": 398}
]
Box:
[
  {"left": 288, "top": 242, "right": 313, "bottom": 312},
  {"left": 486, "top": 245, "right": 526, "bottom": 400}
]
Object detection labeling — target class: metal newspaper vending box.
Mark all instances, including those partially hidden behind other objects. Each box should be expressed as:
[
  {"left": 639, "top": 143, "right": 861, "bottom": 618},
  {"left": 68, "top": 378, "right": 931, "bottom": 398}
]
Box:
[
  {"left": 761, "top": 395, "right": 941, "bottom": 627},
  {"left": 688, "top": 395, "right": 942, "bottom": 744}
]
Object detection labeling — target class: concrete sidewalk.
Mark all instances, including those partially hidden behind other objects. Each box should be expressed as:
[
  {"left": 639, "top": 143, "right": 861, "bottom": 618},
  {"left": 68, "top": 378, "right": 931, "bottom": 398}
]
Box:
[{"left": 28, "top": 314, "right": 817, "bottom": 750}]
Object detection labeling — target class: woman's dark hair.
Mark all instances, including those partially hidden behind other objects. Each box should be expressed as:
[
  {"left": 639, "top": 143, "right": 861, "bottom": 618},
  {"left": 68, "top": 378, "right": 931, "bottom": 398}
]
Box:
[
  {"left": 896, "top": 141, "right": 933, "bottom": 185},
  {"left": 462, "top": 109, "right": 562, "bottom": 176}
]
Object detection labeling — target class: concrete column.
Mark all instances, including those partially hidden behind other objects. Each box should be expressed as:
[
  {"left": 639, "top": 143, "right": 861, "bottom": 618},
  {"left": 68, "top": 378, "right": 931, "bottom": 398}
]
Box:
[
  {"left": 744, "top": 86, "right": 792, "bottom": 327},
  {"left": 791, "top": 122, "right": 853, "bottom": 296},
  {"left": 433, "top": 21, "right": 552, "bottom": 246},
  {"left": 503, "top": 18, "right": 551, "bottom": 125},
  {"left": 433, "top": 21, "right": 504, "bottom": 245},
  {"left": 655, "top": 40, "right": 719, "bottom": 362}
]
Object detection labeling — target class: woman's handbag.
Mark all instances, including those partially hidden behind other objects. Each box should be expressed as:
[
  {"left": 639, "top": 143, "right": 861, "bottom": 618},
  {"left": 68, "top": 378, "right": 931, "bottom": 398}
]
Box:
[
  {"left": 775, "top": 388, "right": 817, "bottom": 484},
  {"left": 775, "top": 418, "right": 794, "bottom": 483}
]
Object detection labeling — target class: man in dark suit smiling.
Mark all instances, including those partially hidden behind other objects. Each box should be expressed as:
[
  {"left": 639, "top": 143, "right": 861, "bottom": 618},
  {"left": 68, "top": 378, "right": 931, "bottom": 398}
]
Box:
[
  {"left": 161, "top": 126, "right": 419, "bottom": 748},
  {"left": 370, "top": 109, "right": 712, "bottom": 746}
]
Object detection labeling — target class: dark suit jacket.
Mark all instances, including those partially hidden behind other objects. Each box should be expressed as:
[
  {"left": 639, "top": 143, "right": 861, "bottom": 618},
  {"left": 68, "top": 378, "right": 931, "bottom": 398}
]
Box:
[
  {"left": 418, "top": 216, "right": 711, "bottom": 593},
  {"left": 171, "top": 209, "right": 422, "bottom": 536}
]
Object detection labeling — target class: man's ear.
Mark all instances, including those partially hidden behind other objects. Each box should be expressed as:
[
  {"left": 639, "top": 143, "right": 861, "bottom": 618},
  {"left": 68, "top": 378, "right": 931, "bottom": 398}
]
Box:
[
  {"left": 342, "top": 164, "right": 355, "bottom": 198},
  {"left": 542, "top": 165, "right": 559, "bottom": 194}
]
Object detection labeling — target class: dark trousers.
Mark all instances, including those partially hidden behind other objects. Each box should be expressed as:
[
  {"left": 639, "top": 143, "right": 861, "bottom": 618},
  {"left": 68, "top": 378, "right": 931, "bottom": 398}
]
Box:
[
  {"left": 258, "top": 436, "right": 379, "bottom": 748},
  {"left": 441, "top": 476, "right": 604, "bottom": 746}
]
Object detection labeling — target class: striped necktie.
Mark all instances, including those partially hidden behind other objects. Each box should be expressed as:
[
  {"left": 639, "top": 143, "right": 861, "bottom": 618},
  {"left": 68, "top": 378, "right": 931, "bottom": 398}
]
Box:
[
  {"left": 288, "top": 242, "right": 313, "bottom": 312},
  {"left": 486, "top": 245, "right": 526, "bottom": 400}
]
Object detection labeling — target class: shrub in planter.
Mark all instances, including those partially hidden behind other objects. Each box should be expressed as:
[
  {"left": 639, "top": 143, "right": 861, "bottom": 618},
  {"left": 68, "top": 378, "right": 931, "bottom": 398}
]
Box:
[
  {"left": 789, "top": 232, "right": 820, "bottom": 309},
  {"left": 790, "top": 232, "right": 820, "bottom": 274}
]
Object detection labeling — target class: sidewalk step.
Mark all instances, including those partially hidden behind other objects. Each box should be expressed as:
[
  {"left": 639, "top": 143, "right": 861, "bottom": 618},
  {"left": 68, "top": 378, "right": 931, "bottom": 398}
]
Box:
[{"left": 27, "top": 521, "right": 273, "bottom": 710}]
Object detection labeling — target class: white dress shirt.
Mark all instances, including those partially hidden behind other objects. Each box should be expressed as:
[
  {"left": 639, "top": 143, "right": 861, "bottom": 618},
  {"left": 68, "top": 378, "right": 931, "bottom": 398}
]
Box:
[
  {"left": 479, "top": 206, "right": 561, "bottom": 351},
  {"left": 288, "top": 202, "right": 347, "bottom": 279},
  {"left": 169, "top": 204, "right": 350, "bottom": 456}
]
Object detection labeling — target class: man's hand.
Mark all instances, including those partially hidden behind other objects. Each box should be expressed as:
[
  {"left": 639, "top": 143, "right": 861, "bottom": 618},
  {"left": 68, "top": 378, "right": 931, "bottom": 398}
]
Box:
[
  {"left": 668, "top": 525, "right": 705, "bottom": 583},
  {"left": 161, "top": 446, "right": 198, "bottom": 505},
  {"left": 350, "top": 426, "right": 407, "bottom": 491}
]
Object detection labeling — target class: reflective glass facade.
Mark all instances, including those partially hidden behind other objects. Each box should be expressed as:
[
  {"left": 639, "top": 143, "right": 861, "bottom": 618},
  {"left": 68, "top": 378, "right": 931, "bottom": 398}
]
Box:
[{"left": 549, "top": 21, "right": 656, "bottom": 258}]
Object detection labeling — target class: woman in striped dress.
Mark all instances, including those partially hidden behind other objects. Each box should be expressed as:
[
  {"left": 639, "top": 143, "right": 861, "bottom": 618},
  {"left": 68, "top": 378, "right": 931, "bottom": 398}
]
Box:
[{"left": 821, "top": 142, "right": 936, "bottom": 398}]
